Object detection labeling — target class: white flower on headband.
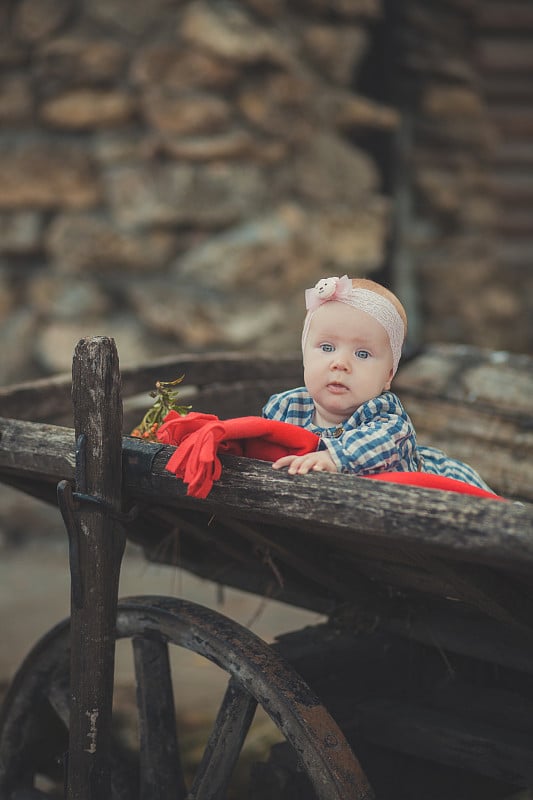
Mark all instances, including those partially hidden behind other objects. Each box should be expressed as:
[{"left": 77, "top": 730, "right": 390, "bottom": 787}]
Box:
[{"left": 305, "top": 275, "right": 352, "bottom": 311}]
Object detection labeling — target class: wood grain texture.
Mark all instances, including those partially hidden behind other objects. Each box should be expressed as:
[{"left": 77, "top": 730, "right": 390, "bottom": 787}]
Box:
[
  {"left": 66, "top": 336, "right": 125, "bottom": 800},
  {"left": 0, "top": 420, "right": 531, "bottom": 573}
]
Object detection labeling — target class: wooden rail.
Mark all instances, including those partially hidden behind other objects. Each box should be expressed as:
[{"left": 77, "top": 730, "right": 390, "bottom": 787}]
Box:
[{"left": 0, "top": 417, "right": 530, "bottom": 566}]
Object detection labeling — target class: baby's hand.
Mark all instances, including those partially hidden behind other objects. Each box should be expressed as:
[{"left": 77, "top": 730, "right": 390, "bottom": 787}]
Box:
[{"left": 272, "top": 451, "right": 338, "bottom": 475}]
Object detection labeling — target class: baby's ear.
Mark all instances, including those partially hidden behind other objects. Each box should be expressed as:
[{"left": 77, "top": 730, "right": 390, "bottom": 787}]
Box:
[{"left": 383, "top": 367, "right": 394, "bottom": 391}]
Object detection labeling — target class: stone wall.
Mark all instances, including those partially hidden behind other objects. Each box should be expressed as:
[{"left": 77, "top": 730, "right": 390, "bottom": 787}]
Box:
[
  {"left": 394, "top": 1, "right": 531, "bottom": 353},
  {"left": 0, "top": 0, "right": 398, "bottom": 384},
  {"left": 0, "top": 0, "right": 529, "bottom": 389}
]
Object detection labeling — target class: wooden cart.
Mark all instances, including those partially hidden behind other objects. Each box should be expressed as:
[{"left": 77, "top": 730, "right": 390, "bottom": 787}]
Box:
[{"left": 0, "top": 336, "right": 532, "bottom": 800}]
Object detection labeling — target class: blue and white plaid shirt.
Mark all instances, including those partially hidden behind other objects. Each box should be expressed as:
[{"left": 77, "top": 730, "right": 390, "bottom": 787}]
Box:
[{"left": 262, "top": 387, "right": 491, "bottom": 490}]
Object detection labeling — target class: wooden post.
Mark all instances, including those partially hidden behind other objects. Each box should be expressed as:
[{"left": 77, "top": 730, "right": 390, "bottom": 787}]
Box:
[{"left": 66, "top": 337, "right": 126, "bottom": 800}]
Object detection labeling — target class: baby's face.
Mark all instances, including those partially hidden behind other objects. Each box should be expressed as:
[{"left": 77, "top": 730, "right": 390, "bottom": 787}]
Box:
[{"left": 303, "top": 302, "right": 394, "bottom": 427}]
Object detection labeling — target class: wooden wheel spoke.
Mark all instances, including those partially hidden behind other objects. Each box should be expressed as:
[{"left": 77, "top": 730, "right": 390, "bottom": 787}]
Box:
[
  {"left": 189, "top": 677, "right": 258, "bottom": 800},
  {"left": 1, "top": 598, "right": 372, "bottom": 799},
  {"left": 133, "top": 636, "right": 186, "bottom": 800},
  {"left": 47, "top": 679, "right": 70, "bottom": 726}
]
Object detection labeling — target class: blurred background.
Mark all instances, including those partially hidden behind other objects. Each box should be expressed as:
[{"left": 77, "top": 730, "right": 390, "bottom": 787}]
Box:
[
  {"left": 0, "top": 0, "right": 532, "bottom": 790},
  {"left": 0, "top": 0, "right": 531, "bottom": 387}
]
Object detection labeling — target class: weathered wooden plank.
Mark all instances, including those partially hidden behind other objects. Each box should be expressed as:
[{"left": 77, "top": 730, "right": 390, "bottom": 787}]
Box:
[
  {"left": 415, "top": 117, "right": 492, "bottom": 150},
  {"left": 0, "top": 421, "right": 531, "bottom": 577},
  {"left": 477, "top": 39, "right": 533, "bottom": 72},
  {"left": 66, "top": 337, "right": 125, "bottom": 800},
  {"left": 391, "top": 396, "right": 531, "bottom": 501},
  {"left": 489, "top": 110, "right": 533, "bottom": 139},
  {"left": 402, "top": 51, "right": 476, "bottom": 83},
  {"left": 493, "top": 240, "right": 533, "bottom": 270},
  {"left": 141, "top": 454, "right": 533, "bottom": 574},
  {"left": 136, "top": 509, "right": 336, "bottom": 614},
  {"left": 492, "top": 209, "right": 533, "bottom": 236},
  {"left": 0, "top": 418, "right": 76, "bottom": 479},
  {"left": 274, "top": 621, "right": 533, "bottom": 790},
  {"left": 491, "top": 140, "right": 533, "bottom": 167},
  {"left": 353, "top": 698, "right": 533, "bottom": 783},
  {"left": 0, "top": 372, "right": 72, "bottom": 424},
  {"left": 394, "top": 345, "right": 533, "bottom": 416},
  {"left": 401, "top": 4, "right": 470, "bottom": 46},
  {"left": 478, "top": 2, "right": 533, "bottom": 31},
  {"left": 394, "top": 345, "right": 533, "bottom": 501},
  {"left": 380, "top": 598, "right": 533, "bottom": 674},
  {"left": 336, "top": 552, "right": 533, "bottom": 628},
  {"left": 483, "top": 79, "right": 533, "bottom": 105},
  {"left": 135, "top": 504, "right": 533, "bottom": 630},
  {"left": 0, "top": 420, "right": 532, "bottom": 575},
  {"left": 275, "top": 625, "right": 533, "bottom": 788},
  {"left": 123, "top": 377, "right": 300, "bottom": 432},
  {"left": 0, "top": 352, "right": 302, "bottom": 424}
]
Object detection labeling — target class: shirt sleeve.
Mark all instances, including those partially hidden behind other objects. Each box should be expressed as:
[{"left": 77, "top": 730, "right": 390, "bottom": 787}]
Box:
[
  {"left": 262, "top": 388, "right": 312, "bottom": 427},
  {"left": 320, "top": 411, "right": 416, "bottom": 474},
  {"left": 262, "top": 392, "right": 285, "bottom": 420}
]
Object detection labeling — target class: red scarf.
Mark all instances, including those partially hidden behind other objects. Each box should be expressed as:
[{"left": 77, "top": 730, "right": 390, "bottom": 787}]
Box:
[{"left": 157, "top": 412, "right": 320, "bottom": 498}]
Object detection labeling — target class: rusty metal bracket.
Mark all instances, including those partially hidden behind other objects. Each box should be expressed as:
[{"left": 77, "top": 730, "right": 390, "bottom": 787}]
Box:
[
  {"left": 70, "top": 491, "right": 140, "bottom": 523},
  {"left": 57, "top": 479, "right": 84, "bottom": 610},
  {"left": 122, "top": 436, "right": 166, "bottom": 485},
  {"left": 57, "top": 479, "right": 140, "bottom": 610},
  {"left": 58, "top": 434, "right": 140, "bottom": 610}
]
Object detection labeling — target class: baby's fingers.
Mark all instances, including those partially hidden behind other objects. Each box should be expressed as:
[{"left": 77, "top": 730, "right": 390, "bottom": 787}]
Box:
[
  {"left": 272, "top": 455, "right": 297, "bottom": 470},
  {"left": 288, "top": 456, "right": 315, "bottom": 475}
]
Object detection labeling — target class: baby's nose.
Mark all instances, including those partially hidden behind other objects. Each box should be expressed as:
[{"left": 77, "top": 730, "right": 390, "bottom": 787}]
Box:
[{"left": 331, "top": 354, "right": 349, "bottom": 370}]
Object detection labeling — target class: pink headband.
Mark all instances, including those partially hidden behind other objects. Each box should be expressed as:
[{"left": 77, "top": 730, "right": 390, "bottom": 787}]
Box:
[{"left": 301, "top": 275, "right": 404, "bottom": 375}]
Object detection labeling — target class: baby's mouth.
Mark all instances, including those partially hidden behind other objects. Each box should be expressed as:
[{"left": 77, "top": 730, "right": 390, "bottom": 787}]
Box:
[{"left": 327, "top": 382, "right": 348, "bottom": 393}]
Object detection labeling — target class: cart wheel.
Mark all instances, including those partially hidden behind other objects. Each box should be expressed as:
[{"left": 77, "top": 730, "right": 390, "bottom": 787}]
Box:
[{"left": 0, "top": 596, "right": 373, "bottom": 800}]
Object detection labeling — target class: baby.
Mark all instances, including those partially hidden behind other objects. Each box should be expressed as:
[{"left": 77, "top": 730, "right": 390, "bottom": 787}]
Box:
[{"left": 262, "top": 275, "right": 491, "bottom": 491}]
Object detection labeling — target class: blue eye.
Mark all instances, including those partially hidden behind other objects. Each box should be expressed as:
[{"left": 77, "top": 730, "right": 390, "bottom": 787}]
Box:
[
  {"left": 355, "top": 350, "right": 370, "bottom": 359},
  {"left": 320, "top": 343, "right": 335, "bottom": 352}
]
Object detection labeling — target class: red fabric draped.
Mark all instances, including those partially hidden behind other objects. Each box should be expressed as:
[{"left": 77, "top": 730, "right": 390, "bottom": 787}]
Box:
[
  {"left": 157, "top": 411, "right": 320, "bottom": 498},
  {"left": 365, "top": 470, "right": 504, "bottom": 500},
  {"left": 157, "top": 412, "right": 503, "bottom": 501}
]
